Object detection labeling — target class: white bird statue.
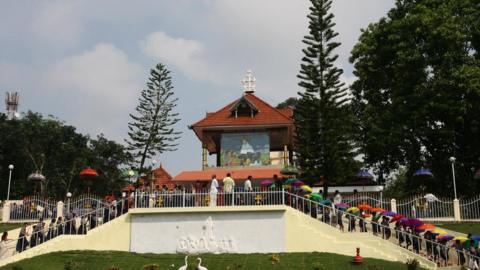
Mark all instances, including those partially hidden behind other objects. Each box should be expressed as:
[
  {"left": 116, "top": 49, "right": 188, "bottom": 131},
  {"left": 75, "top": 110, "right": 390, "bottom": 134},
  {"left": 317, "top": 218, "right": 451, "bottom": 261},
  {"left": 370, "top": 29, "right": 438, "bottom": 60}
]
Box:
[
  {"left": 197, "top": 257, "right": 208, "bottom": 270},
  {"left": 178, "top": 255, "right": 189, "bottom": 270}
]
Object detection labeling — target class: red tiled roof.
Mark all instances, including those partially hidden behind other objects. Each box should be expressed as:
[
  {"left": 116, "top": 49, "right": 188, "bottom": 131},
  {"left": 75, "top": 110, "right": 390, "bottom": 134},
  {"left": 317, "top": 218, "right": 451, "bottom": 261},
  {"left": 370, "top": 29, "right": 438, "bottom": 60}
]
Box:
[
  {"left": 191, "top": 93, "right": 293, "bottom": 128},
  {"left": 173, "top": 167, "right": 283, "bottom": 182},
  {"left": 122, "top": 165, "right": 175, "bottom": 191}
]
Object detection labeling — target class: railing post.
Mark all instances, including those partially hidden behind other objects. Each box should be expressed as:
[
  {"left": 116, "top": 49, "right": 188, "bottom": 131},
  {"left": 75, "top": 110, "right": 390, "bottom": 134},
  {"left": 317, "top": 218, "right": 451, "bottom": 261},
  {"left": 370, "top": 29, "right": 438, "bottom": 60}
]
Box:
[
  {"left": 182, "top": 191, "right": 186, "bottom": 207},
  {"left": 282, "top": 188, "right": 285, "bottom": 205},
  {"left": 390, "top": 198, "right": 397, "bottom": 213},
  {"left": 2, "top": 201, "right": 10, "bottom": 223},
  {"left": 57, "top": 201, "right": 64, "bottom": 218},
  {"left": 232, "top": 189, "right": 235, "bottom": 206},
  {"left": 134, "top": 190, "right": 137, "bottom": 208},
  {"left": 454, "top": 198, "right": 461, "bottom": 221}
]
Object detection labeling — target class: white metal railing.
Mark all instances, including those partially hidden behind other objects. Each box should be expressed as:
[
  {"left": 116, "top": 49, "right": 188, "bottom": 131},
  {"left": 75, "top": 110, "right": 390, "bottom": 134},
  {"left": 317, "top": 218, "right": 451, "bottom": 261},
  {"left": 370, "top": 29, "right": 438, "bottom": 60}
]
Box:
[
  {"left": 9, "top": 196, "right": 58, "bottom": 221},
  {"left": 460, "top": 195, "right": 480, "bottom": 221},
  {"left": 396, "top": 195, "right": 454, "bottom": 220},
  {"left": 133, "top": 188, "right": 285, "bottom": 208},
  {"left": 284, "top": 192, "right": 480, "bottom": 268},
  {"left": 0, "top": 199, "right": 129, "bottom": 261},
  {"left": 3, "top": 189, "right": 480, "bottom": 268},
  {"left": 66, "top": 194, "right": 109, "bottom": 217}
]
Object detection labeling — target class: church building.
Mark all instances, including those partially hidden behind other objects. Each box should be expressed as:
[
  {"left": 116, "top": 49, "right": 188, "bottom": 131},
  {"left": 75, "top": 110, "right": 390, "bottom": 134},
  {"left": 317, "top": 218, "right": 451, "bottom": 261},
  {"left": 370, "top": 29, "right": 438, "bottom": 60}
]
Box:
[{"left": 173, "top": 71, "right": 294, "bottom": 184}]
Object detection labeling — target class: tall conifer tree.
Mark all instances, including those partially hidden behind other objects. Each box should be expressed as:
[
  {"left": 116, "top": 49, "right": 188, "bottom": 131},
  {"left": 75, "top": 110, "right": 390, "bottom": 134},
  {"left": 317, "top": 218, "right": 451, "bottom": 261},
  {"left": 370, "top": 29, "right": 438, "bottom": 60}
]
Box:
[
  {"left": 126, "top": 63, "right": 181, "bottom": 173},
  {"left": 295, "top": 0, "right": 357, "bottom": 194}
]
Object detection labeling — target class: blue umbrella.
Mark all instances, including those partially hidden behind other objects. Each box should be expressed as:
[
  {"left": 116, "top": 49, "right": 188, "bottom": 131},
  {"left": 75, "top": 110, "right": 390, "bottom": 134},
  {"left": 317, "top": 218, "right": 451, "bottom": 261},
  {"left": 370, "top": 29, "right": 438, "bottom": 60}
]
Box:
[
  {"left": 356, "top": 170, "right": 374, "bottom": 179},
  {"left": 321, "top": 199, "right": 332, "bottom": 205},
  {"left": 413, "top": 168, "right": 433, "bottom": 178},
  {"left": 472, "top": 236, "right": 480, "bottom": 241}
]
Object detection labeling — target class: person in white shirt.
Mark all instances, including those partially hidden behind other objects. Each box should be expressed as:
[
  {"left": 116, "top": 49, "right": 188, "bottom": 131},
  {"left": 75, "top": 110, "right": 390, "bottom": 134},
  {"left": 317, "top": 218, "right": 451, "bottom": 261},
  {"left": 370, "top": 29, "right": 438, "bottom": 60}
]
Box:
[
  {"left": 210, "top": 175, "right": 219, "bottom": 192},
  {"left": 243, "top": 175, "right": 253, "bottom": 205},
  {"left": 222, "top": 173, "right": 235, "bottom": 205},
  {"left": 244, "top": 176, "right": 253, "bottom": 191},
  {"left": 0, "top": 232, "right": 13, "bottom": 260},
  {"left": 209, "top": 175, "right": 219, "bottom": 207}
]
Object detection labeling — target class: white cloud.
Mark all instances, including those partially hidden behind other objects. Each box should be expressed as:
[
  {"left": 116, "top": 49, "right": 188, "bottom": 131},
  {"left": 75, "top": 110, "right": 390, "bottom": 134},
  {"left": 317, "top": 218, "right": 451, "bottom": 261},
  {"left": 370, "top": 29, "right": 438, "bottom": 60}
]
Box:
[
  {"left": 140, "top": 31, "right": 219, "bottom": 83},
  {"left": 30, "top": 1, "right": 84, "bottom": 46},
  {"left": 43, "top": 43, "right": 144, "bottom": 141}
]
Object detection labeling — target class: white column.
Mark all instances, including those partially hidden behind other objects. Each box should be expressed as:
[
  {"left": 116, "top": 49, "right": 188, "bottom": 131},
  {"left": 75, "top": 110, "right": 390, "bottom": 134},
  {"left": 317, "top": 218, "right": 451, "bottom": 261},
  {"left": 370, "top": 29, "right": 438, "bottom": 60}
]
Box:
[
  {"left": 453, "top": 199, "right": 461, "bottom": 221},
  {"left": 390, "top": 199, "right": 397, "bottom": 213},
  {"left": 57, "top": 201, "right": 64, "bottom": 218},
  {"left": 2, "top": 201, "right": 10, "bottom": 222}
]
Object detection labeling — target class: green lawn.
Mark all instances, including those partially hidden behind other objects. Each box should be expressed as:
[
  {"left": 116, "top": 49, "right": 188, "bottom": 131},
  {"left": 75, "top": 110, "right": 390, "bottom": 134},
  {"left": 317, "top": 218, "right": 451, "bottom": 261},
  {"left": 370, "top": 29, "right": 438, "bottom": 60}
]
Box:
[
  {"left": 435, "top": 222, "right": 480, "bottom": 235},
  {"left": 0, "top": 250, "right": 419, "bottom": 270},
  {"left": 0, "top": 223, "right": 23, "bottom": 233}
]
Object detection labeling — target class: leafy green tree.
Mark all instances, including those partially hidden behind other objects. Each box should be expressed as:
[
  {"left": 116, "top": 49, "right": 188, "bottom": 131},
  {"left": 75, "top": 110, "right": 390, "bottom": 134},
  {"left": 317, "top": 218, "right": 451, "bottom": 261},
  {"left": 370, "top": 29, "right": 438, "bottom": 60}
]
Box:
[
  {"left": 276, "top": 97, "right": 298, "bottom": 109},
  {"left": 126, "top": 63, "right": 181, "bottom": 174},
  {"left": 0, "top": 112, "right": 131, "bottom": 199},
  {"left": 350, "top": 0, "right": 480, "bottom": 196},
  {"left": 295, "top": 0, "right": 358, "bottom": 193}
]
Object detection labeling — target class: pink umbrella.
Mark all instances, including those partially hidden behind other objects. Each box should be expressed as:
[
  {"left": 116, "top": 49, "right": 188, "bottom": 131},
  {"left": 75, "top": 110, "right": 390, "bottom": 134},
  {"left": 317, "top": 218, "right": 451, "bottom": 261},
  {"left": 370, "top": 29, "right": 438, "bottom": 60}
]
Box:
[
  {"left": 260, "top": 180, "right": 273, "bottom": 186},
  {"left": 292, "top": 180, "right": 305, "bottom": 187}
]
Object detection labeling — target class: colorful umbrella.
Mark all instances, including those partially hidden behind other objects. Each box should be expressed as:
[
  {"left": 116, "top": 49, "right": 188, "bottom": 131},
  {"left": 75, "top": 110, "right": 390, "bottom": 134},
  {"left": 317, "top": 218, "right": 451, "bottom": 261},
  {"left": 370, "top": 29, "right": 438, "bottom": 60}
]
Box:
[
  {"left": 432, "top": 228, "right": 448, "bottom": 235},
  {"left": 357, "top": 204, "right": 372, "bottom": 210},
  {"left": 321, "top": 199, "right": 332, "bottom": 205},
  {"left": 300, "top": 185, "right": 313, "bottom": 193},
  {"left": 406, "top": 218, "right": 424, "bottom": 229},
  {"left": 398, "top": 217, "right": 409, "bottom": 226},
  {"left": 79, "top": 167, "right": 99, "bottom": 194},
  {"left": 282, "top": 184, "right": 292, "bottom": 190},
  {"left": 413, "top": 168, "right": 434, "bottom": 178},
  {"left": 335, "top": 202, "right": 349, "bottom": 209},
  {"left": 292, "top": 180, "right": 305, "bottom": 187},
  {"left": 356, "top": 170, "right": 374, "bottom": 179},
  {"left": 370, "top": 208, "right": 385, "bottom": 213},
  {"left": 382, "top": 211, "right": 397, "bottom": 217},
  {"left": 347, "top": 207, "right": 360, "bottom": 213},
  {"left": 389, "top": 214, "right": 404, "bottom": 223},
  {"left": 284, "top": 178, "right": 296, "bottom": 185},
  {"left": 437, "top": 235, "right": 454, "bottom": 241},
  {"left": 453, "top": 236, "right": 469, "bottom": 242},
  {"left": 260, "top": 180, "right": 273, "bottom": 186},
  {"left": 310, "top": 193, "right": 323, "bottom": 201},
  {"left": 362, "top": 213, "right": 372, "bottom": 218},
  {"left": 417, "top": 224, "right": 436, "bottom": 231},
  {"left": 471, "top": 236, "right": 480, "bottom": 241}
]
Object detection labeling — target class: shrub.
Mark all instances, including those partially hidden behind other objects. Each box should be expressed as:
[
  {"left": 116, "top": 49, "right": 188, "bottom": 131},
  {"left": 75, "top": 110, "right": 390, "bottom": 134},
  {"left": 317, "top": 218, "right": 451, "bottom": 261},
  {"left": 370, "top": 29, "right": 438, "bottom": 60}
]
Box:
[
  {"left": 406, "top": 258, "right": 419, "bottom": 270},
  {"left": 11, "top": 266, "right": 24, "bottom": 270},
  {"left": 143, "top": 263, "right": 160, "bottom": 270},
  {"left": 311, "top": 262, "right": 326, "bottom": 270},
  {"left": 64, "top": 261, "right": 80, "bottom": 270},
  {"left": 107, "top": 267, "right": 120, "bottom": 270}
]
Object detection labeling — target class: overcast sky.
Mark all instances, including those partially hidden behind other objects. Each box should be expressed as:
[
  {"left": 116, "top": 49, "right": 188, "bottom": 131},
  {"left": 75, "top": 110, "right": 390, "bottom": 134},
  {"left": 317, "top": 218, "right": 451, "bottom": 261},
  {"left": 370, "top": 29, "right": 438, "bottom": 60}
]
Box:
[{"left": 0, "top": 0, "right": 395, "bottom": 176}]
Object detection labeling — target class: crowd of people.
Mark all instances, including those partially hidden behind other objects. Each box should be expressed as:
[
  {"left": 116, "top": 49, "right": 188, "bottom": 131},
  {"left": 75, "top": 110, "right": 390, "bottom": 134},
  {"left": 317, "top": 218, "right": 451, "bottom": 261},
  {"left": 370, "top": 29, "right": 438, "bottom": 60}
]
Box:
[
  {"left": 0, "top": 198, "right": 129, "bottom": 260},
  {"left": 289, "top": 190, "right": 480, "bottom": 268}
]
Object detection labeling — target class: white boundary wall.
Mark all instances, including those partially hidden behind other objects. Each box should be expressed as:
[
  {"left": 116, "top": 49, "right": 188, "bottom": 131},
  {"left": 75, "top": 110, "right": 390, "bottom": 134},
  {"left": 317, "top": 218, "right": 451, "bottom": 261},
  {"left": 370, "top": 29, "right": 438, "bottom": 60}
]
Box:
[{"left": 130, "top": 211, "right": 285, "bottom": 254}]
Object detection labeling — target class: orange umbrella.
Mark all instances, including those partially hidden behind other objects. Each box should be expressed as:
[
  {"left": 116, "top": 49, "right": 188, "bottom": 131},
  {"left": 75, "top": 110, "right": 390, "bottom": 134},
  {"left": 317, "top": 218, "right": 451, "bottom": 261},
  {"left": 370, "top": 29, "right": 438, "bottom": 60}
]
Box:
[
  {"left": 361, "top": 213, "right": 372, "bottom": 218},
  {"left": 417, "top": 224, "right": 436, "bottom": 231},
  {"left": 358, "top": 204, "right": 372, "bottom": 210},
  {"left": 389, "top": 214, "right": 404, "bottom": 223},
  {"left": 370, "top": 207, "right": 385, "bottom": 213}
]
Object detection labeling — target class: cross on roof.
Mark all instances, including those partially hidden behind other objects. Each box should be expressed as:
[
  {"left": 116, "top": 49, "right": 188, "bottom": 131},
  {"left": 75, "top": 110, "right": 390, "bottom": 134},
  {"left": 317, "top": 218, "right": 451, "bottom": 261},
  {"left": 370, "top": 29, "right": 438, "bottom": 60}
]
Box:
[{"left": 241, "top": 69, "right": 256, "bottom": 93}]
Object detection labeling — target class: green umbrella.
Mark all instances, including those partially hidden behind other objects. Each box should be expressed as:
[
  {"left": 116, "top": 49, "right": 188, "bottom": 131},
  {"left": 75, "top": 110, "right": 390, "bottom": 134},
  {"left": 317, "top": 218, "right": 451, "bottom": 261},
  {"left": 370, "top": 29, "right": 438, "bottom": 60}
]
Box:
[
  {"left": 284, "top": 178, "right": 296, "bottom": 185},
  {"left": 310, "top": 193, "right": 323, "bottom": 201}
]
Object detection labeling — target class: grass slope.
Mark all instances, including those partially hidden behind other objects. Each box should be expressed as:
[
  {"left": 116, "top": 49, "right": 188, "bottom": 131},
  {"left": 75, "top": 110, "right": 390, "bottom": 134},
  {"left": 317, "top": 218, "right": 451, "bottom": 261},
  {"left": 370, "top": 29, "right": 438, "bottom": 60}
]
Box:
[
  {"left": 0, "top": 223, "right": 23, "bottom": 233},
  {"left": 435, "top": 222, "right": 480, "bottom": 235},
  {"left": 0, "top": 250, "right": 416, "bottom": 270}
]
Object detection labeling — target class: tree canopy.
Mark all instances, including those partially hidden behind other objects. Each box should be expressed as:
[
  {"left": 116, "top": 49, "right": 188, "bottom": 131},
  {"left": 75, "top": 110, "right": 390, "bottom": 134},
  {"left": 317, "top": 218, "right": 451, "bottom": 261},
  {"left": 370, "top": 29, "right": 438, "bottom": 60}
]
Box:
[
  {"left": 350, "top": 0, "right": 480, "bottom": 196},
  {"left": 0, "top": 112, "right": 132, "bottom": 199},
  {"left": 294, "top": 0, "right": 359, "bottom": 193},
  {"left": 126, "top": 63, "right": 181, "bottom": 174}
]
